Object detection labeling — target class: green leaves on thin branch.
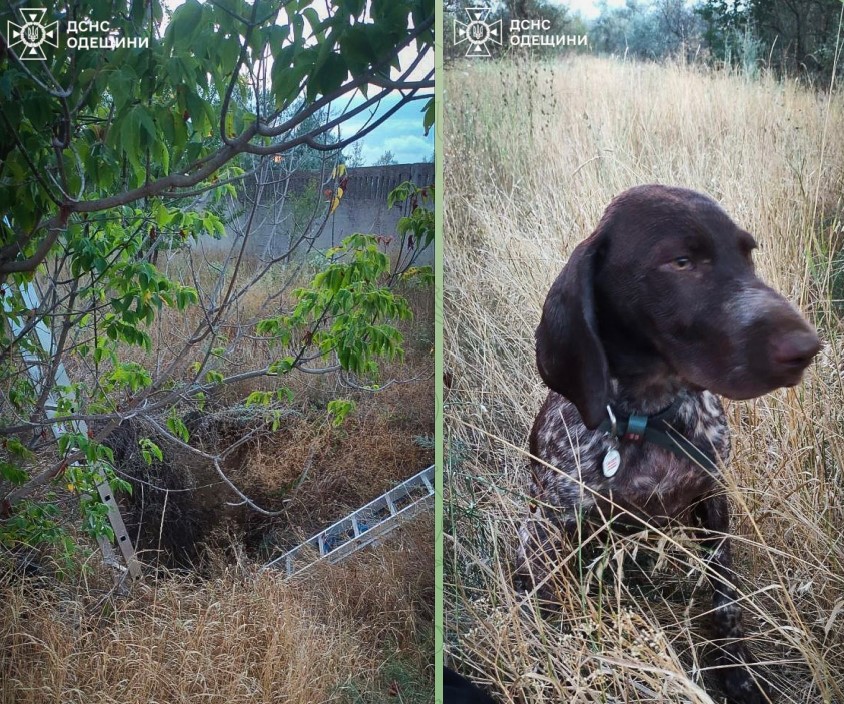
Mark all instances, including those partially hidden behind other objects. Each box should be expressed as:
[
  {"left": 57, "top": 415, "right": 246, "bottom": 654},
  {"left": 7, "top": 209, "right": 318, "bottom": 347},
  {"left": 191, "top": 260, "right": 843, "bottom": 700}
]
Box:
[
  {"left": 283, "top": 233, "right": 412, "bottom": 376},
  {"left": 139, "top": 438, "right": 164, "bottom": 466},
  {"left": 389, "top": 181, "right": 435, "bottom": 282},
  {"left": 166, "top": 412, "right": 191, "bottom": 444}
]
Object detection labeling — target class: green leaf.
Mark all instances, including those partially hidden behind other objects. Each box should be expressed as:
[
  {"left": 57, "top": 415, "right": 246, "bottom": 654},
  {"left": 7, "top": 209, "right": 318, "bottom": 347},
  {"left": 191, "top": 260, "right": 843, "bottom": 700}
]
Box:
[
  {"left": 217, "top": 34, "right": 241, "bottom": 73},
  {"left": 5, "top": 437, "right": 35, "bottom": 459},
  {"left": 265, "top": 24, "right": 288, "bottom": 57},
  {"left": 244, "top": 390, "right": 272, "bottom": 407},
  {"left": 153, "top": 200, "right": 175, "bottom": 228},
  {"left": 0, "top": 461, "right": 29, "bottom": 485},
  {"left": 134, "top": 106, "right": 157, "bottom": 147},
  {"left": 269, "top": 356, "right": 295, "bottom": 374},
  {"left": 184, "top": 91, "right": 212, "bottom": 136},
  {"left": 422, "top": 97, "right": 434, "bottom": 136},
  {"left": 106, "top": 362, "right": 153, "bottom": 393},
  {"left": 271, "top": 46, "right": 316, "bottom": 107},
  {"left": 139, "top": 438, "right": 163, "bottom": 465},
  {"left": 302, "top": 7, "right": 322, "bottom": 36},
  {"left": 166, "top": 414, "right": 190, "bottom": 443},
  {"left": 339, "top": 26, "right": 374, "bottom": 76},
  {"left": 339, "top": 0, "right": 366, "bottom": 16},
  {"left": 291, "top": 12, "right": 305, "bottom": 42},
  {"left": 312, "top": 53, "right": 348, "bottom": 98},
  {"left": 166, "top": 0, "right": 203, "bottom": 50},
  {"left": 275, "top": 387, "right": 294, "bottom": 404},
  {"left": 326, "top": 399, "right": 355, "bottom": 426},
  {"left": 205, "top": 369, "right": 224, "bottom": 384}
]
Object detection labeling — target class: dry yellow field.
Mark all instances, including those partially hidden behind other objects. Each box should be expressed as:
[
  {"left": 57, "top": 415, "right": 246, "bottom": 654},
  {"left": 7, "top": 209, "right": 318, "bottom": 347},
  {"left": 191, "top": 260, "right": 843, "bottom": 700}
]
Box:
[{"left": 444, "top": 55, "right": 844, "bottom": 702}]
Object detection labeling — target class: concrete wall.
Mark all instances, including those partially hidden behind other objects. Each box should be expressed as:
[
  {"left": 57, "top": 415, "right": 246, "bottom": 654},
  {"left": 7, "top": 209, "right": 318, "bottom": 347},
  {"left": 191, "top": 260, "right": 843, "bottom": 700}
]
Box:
[{"left": 198, "top": 163, "right": 434, "bottom": 264}]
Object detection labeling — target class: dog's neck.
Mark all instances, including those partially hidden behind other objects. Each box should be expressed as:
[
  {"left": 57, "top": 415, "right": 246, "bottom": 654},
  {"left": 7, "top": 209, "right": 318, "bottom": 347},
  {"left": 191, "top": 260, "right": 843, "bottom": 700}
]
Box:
[
  {"left": 608, "top": 371, "right": 691, "bottom": 417},
  {"left": 597, "top": 319, "right": 695, "bottom": 416},
  {"left": 610, "top": 357, "right": 693, "bottom": 415}
]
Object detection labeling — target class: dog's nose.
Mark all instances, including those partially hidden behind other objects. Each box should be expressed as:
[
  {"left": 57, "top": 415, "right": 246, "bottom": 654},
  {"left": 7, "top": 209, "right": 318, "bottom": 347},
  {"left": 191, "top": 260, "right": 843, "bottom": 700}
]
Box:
[{"left": 771, "top": 329, "right": 821, "bottom": 372}]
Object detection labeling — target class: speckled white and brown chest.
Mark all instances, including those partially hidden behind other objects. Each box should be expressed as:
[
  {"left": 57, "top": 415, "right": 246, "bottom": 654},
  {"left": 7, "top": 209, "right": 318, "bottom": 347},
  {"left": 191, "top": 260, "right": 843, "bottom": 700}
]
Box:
[{"left": 526, "top": 388, "right": 729, "bottom": 529}]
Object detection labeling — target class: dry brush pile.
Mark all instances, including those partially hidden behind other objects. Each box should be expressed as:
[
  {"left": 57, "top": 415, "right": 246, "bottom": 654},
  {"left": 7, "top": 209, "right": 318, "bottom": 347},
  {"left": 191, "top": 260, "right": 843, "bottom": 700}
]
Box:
[{"left": 444, "top": 55, "right": 844, "bottom": 702}]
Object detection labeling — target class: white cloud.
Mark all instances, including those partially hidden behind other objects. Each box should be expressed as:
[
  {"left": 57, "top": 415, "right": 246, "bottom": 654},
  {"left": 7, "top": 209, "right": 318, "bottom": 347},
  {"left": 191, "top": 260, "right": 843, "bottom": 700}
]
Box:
[{"left": 333, "top": 95, "right": 432, "bottom": 165}]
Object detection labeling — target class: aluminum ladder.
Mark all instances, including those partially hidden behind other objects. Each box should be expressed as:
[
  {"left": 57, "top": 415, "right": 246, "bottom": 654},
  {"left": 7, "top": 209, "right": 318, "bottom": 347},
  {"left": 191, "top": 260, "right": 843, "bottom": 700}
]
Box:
[
  {"left": 2, "top": 280, "right": 140, "bottom": 578},
  {"left": 264, "top": 464, "right": 435, "bottom": 577}
]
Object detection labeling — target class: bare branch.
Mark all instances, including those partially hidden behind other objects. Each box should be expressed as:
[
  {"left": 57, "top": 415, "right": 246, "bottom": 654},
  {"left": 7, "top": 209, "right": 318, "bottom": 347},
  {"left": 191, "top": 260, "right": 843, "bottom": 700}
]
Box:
[{"left": 143, "top": 417, "right": 285, "bottom": 516}]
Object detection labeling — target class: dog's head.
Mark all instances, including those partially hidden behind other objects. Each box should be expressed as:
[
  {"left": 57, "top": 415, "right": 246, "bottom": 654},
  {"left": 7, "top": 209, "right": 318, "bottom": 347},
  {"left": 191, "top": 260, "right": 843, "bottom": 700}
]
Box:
[{"left": 536, "top": 185, "right": 820, "bottom": 429}]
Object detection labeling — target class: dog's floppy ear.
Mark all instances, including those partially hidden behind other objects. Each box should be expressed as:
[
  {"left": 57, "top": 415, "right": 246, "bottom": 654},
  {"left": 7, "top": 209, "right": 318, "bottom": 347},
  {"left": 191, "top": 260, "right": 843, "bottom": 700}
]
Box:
[{"left": 535, "top": 229, "right": 609, "bottom": 429}]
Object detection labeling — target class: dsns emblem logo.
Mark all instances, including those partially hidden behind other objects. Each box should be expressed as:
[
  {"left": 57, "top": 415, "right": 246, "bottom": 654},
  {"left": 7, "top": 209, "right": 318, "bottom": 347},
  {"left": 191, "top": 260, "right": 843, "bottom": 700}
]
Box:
[
  {"left": 454, "top": 5, "right": 502, "bottom": 58},
  {"left": 8, "top": 8, "right": 59, "bottom": 60}
]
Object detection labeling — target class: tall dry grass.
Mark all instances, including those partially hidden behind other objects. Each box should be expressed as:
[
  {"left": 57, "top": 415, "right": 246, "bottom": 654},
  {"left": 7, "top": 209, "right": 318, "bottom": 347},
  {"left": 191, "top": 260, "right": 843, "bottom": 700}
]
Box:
[
  {"left": 0, "top": 515, "right": 434, "bottom": 704},
  {"left": 444, "top": 56, "right": 844, "bottom": 702}
]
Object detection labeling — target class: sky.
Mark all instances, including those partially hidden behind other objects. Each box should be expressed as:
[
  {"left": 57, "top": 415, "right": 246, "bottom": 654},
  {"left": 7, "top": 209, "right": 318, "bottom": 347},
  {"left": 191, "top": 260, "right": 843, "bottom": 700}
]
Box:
[
  {"left": 556, "top": 0, "right": 629, "bottom": 20},
  {"left": 334, "top": 94, "right": 434, "bottom": 166}
]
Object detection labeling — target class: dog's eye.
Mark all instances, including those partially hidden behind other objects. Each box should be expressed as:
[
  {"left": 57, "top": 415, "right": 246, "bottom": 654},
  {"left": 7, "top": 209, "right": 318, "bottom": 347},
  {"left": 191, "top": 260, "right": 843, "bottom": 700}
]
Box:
[{"left": 671, "top": 256, "right": 694, "bottom": 271}]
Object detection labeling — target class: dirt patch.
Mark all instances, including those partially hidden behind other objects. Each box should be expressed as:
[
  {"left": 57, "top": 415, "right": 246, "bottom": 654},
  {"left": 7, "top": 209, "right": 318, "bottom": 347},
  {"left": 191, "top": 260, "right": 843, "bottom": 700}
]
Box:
[{"left": 106, "top": 371, "right": 433, "bottom": 568}]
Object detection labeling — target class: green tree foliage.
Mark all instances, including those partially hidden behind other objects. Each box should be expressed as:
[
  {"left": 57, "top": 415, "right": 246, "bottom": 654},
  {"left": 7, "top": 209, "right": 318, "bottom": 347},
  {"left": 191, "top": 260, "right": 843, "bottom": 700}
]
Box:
[
  {"left": 0, "top": 0, "right": 433, "bottom": 559},
  {"left": 698, "top": 0, "right": 843, "bottom": 79},
  {"left": 387, "top": 181, "right": 435, "bottom": 284},
  {"left": 590, "top": 0, "right": 704, "bottom": 61},
  {"left": 373, "top": 149, "right": 398, "bottom": 165},
  {"left": 586, "top": 0, "right": 842, "bottom": 80}
]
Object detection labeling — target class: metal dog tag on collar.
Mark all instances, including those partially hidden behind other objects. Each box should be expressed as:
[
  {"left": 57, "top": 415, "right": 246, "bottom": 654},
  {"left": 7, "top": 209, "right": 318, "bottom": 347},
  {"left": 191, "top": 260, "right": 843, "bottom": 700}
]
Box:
[
  {"left": 602, "top": 406, "right": 621, "bottom": 478},
  {"left": 602, "top": 448, "right": 621, "bottom": 478}
]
